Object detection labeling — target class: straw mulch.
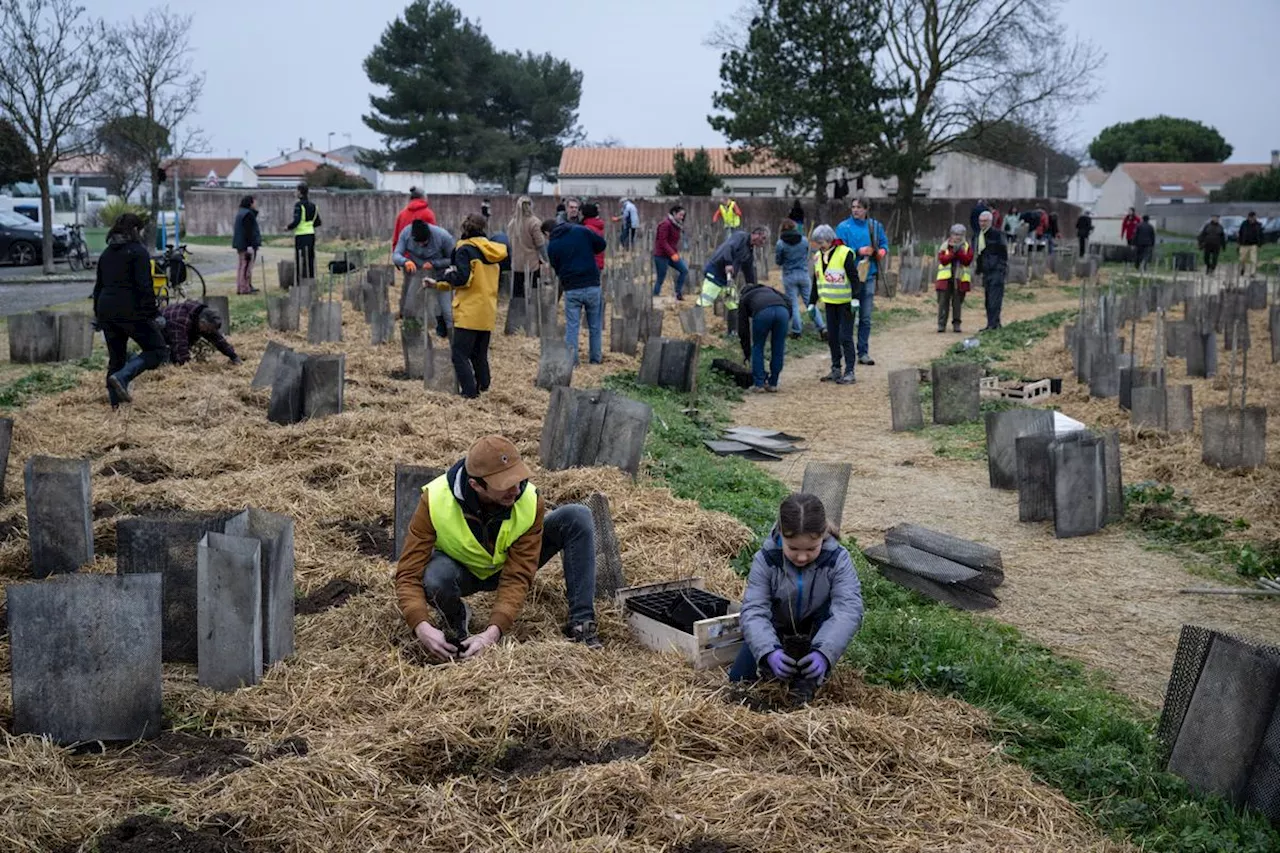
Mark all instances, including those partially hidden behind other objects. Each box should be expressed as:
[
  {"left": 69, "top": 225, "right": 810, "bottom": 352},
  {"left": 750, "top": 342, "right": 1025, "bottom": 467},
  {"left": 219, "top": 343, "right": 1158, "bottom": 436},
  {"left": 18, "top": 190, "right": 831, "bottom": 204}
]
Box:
[
  {"left": 1002, "top": 294, "right": 1280, "bottom": 542},
  {"left": 0, "top": 290, "right": 1130, "bottom": 852}
]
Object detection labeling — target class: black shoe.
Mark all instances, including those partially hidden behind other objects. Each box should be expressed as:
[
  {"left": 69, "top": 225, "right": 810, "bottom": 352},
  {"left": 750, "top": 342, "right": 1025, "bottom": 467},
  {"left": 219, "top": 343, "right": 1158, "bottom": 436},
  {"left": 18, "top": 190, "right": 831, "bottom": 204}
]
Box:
[
  {"left": 820, "top": 367, "right": 840, "bottom": 382},
  {"left": 977, "top": 326, "right": 992, "bottom": 333},
  {"left": 953, "top": 326, "right": 962, "bottom": 333},
  {"left": 837, "top": 371, "right": 856, "bottom": 385},
  {"left": 937, "top": 327, "right": 945, "bottom": 333},
  {"left": 819, "top": 328, "right": 828, "bottom": 342},
  {"left": 789, "top": 332, "right": 801, "bottom": 340},
  {"left": 435, "top": 318, "right": 449, "bottom": 338},
  {"left": 857, "top": 356, "right": 875, "bottom": 366},
  {"left": 564, "top": 620, "right": 603, "bottom": 649},
  {"left": 107, "top": 374, "right": 132, "bottom": 404}
]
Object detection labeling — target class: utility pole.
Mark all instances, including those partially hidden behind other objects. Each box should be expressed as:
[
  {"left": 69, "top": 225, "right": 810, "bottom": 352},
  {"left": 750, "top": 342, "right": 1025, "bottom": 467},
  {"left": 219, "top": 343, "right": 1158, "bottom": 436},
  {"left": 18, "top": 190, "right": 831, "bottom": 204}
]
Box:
[{"left": 1044, "top": 153, "right": 1050, "bottom": 198}]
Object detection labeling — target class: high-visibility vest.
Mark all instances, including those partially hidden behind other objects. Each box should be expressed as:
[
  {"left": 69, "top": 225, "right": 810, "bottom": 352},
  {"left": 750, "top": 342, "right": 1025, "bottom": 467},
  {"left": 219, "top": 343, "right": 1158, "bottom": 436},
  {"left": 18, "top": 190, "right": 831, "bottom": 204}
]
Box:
[
  {"left": 295, "top": 203, "right": 316, "bottom": 237},
  {"left": 815, "top": 245, "right": 855, "bottom": 305},
  {"left": 718, "top": 202, "right": 741, "bottom": 228},
  {"left": 937, "top": 242, "right": 972, "bottom": 283},
  {"left": 424, "top": 475, "right": 538, "bottom": 580}
]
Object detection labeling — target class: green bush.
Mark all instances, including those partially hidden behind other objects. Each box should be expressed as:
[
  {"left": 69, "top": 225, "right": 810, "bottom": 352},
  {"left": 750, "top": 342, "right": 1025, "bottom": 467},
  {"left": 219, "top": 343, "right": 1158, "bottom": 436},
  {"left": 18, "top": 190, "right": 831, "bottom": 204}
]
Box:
[{"left": 96, "top": 199, "right": 150, "bottom": 230}]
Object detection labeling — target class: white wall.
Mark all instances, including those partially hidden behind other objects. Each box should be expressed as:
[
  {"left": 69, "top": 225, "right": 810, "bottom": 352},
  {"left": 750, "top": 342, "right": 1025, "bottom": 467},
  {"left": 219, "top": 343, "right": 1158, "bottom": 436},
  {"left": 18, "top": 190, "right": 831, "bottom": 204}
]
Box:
[
  {"left": 378, "top": 171, "right": 477, "bottom": 195},
  {"left": 843, "top": 152, "right": 1035, "bottom": 199},
  {"left": 1067, "top": 172, "right": 1102, "bottom": 207},
  {"left": 1094, "top": 167, "right": 1142, "bottom": 219},
  {"left": 226, "top": 162, "right": 259, "bottom": 188},
  {"left": 559, "top": 175, "right": 794, "bottom": 198}
]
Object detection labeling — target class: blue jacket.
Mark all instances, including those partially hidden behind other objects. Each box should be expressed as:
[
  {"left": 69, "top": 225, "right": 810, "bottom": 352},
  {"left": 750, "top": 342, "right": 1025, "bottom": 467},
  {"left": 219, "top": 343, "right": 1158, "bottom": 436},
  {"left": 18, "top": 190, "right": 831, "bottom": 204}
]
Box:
[
  {"left": 739, "top": 528, "right": 864, "bottom": 667},
  {"left": 774, "top": 231, "right": 810, "bottom": 284},
  {"left": 704, "top": 230, "right": 757, "bottom": 287},
  {"left": 547, "top": 221, "right": 606, "bottom": 290},
  {"left": 834, "top": 216, "right": 888, "bottom": 283}
]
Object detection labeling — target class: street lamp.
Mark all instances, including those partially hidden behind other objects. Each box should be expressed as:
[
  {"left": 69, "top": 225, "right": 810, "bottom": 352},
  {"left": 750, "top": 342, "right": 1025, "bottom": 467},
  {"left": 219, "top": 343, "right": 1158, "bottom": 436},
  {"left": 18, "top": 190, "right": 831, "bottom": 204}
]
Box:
[{"left": 327, "top": 131, "right": 334, "bottom": 153}]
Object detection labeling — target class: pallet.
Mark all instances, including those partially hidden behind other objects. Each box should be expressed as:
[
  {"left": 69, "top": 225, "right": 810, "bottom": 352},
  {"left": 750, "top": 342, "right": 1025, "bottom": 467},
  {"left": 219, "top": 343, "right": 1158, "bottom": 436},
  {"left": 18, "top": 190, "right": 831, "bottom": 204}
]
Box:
[
  {"left": 615, "top": 577, "right": 743, "bottom": 670},
  {"left": 1000, "top": 379, "right": 1051, "bottom": 401},
  {"left": 979, "top": 375, "right": 1001, "bottom": 398}
]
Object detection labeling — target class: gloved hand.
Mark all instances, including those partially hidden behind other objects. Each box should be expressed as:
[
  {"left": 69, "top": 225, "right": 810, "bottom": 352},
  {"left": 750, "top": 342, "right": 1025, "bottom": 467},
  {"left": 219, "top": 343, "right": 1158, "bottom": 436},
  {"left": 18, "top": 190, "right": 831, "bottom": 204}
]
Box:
[
  {"left": 404, "top": 260, "right": 417, "bottom": 274},
  {"left": 797, "top": 651, "right": 829, "bottom": 680},
  {"left": 434, "top": 280, "right": 452, "bottom": 291},
  {"left": 765, "top": 648, "right": 797, "bottom": 679}
]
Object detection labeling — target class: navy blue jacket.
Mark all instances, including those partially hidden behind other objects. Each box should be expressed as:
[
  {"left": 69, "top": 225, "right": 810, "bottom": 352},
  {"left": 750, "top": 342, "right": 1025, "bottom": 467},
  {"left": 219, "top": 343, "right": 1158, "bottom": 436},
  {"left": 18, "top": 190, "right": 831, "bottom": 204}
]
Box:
[
  {"left": 232, "top": 207, "right": 261, "bottom": 251},
  {"left": 547, "top": 221, "right": 606, "bottom": 291}
]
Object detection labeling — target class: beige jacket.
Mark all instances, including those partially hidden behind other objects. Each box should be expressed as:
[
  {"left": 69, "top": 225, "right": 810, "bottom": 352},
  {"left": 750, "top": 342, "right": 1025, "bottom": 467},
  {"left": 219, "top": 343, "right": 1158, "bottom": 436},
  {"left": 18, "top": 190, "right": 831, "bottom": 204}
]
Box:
[{"left": 508, "top": 214, "right": 547, "bottom": 274}]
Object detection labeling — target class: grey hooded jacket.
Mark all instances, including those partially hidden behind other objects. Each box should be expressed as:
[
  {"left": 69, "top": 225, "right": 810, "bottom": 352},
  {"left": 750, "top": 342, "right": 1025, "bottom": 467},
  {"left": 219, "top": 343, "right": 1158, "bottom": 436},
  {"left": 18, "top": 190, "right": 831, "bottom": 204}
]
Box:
[
  {"left": 739, "top": 528, "right": 864, "bottom": 666},
  {"left": 393, "top": 223, "right": 455, "bottom": 270},
  {"left": 704, "top": 231, "right": 757, "bottom": 287}
]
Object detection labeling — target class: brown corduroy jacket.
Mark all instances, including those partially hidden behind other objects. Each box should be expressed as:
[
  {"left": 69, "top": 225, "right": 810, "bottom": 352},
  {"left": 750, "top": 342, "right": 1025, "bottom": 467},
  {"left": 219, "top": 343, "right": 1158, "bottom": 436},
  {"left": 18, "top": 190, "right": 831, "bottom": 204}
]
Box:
[{"left": 394, "top": 471, "right": 545, "bottom": 636}]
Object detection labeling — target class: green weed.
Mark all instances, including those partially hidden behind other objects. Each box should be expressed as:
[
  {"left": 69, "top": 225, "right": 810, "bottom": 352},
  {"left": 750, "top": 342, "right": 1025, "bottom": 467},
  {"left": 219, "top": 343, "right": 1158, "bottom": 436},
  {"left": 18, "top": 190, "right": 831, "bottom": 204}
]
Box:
[
  {"left": 0, "top": 352, "right": 104, "bottom": 410},
  {"left": 1126, "top": 482, "right": 1279, "bottom": 580}
]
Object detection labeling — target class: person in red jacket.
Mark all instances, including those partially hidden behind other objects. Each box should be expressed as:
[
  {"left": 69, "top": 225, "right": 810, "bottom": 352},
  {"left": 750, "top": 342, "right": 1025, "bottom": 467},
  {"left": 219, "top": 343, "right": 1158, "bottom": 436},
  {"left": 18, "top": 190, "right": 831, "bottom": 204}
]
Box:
[
  {"left": 392, "top": 187, "right": 437, "bottom": 246},
  {"left": 1121, "top": 208, "right": 1140, "bottom": 245},
  {"left": 936, "top": 224, "right": 973, "bottom": 333},
  {"left": 580, "top": 202, "right": 606, "bottom": 271},
  {"left": 652, "top": 204, "right": 687, "bottom": 299}
]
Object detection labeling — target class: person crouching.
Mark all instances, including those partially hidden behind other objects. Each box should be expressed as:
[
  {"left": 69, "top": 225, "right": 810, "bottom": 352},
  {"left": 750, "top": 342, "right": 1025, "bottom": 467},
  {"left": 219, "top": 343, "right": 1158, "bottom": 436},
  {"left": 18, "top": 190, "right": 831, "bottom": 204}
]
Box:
[{"left": 731, "top": 493, "right": 864, "bottom": 703}]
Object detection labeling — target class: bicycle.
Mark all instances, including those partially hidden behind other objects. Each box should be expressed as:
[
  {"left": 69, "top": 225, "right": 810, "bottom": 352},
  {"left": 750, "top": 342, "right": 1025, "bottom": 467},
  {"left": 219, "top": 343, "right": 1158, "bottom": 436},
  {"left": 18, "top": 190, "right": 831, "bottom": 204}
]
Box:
[
  {"left": 150, "top": 243, "right": 206, "bottom": 306},
  {"left": 64, "top": 223, "right": 91, "bottom": 272}
]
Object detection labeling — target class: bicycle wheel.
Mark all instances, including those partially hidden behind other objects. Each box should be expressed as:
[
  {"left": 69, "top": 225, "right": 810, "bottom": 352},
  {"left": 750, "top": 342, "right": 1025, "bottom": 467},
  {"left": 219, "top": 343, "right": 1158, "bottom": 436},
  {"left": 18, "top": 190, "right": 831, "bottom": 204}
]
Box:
[{"left": 187, "top": 265, "right": 207, "bottom": 300}]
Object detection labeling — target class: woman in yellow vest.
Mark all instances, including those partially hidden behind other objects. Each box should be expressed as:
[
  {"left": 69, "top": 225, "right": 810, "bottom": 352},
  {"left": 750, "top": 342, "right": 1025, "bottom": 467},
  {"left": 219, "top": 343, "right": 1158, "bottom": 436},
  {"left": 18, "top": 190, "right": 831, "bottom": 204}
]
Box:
[
  {"left": 810, "top": 224, "right": 861, "bottom": 385},
  {"left": 284, "top": 182, "right": 321, "bottom": 280},
  {"left": 936, "top": 224, "right": 973, "bottom": 333},
  {"left": 393, "top": 435, "right": 602, "bottom": 660},
  {"left": 713, "top": 197, "right": 742, "bottom": 233},
  {"left": 427, "top": 215, "right": 508, "bottom": 398}
]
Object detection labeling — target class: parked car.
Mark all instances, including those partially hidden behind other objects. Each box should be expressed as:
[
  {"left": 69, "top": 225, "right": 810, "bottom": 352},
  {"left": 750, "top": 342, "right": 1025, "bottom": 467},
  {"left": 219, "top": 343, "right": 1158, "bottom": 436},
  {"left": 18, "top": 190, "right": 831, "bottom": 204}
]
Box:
[
  {"left": 1263, "top": 216, "right": 1280, "bottom": 244},
  {"left": 0, "top": 211, "right": 69, "bottom": 266}
]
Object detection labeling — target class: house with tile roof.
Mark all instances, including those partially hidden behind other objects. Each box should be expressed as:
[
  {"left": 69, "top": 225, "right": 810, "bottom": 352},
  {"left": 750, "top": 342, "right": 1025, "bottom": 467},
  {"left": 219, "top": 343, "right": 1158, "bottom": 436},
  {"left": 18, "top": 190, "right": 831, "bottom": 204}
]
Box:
[
  {"left": 1067, "top": 167, "right": 1108, "bottom": 208},
  {"left": 1094, "top": 161, "right": 1273, "bottom": 217},
  {"left": 163, "top": 157, "right": 258, "bottom": 188}
]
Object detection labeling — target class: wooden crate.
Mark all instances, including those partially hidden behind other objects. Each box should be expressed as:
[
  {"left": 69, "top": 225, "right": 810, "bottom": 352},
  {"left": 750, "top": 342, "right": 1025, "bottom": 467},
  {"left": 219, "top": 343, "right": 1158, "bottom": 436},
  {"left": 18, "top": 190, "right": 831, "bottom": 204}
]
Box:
[
  {"left": 1001, "top": 378, "right": 1051, "bottom": 401},
  {"left": 615, "top": 577, "right": 743, "bottom": 670},
  {"left": 979, "top": 375, "right": 1001, "bottom": 398}
]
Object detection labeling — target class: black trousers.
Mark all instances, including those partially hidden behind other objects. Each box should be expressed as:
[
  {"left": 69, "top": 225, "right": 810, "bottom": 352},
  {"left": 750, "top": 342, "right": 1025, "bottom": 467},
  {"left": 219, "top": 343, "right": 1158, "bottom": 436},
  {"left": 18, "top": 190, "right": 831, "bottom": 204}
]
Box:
[
  {"left": 824, "top": 302, "right": 857, "bottom": 373},
  {"left": 512, "top": 269, "right": 540, "bottom": 299},
  {"left": 294, "top": 235, "right": 316, "bottom": 280},
  {"left": 1203, "top": 249, "right": 1219, "bottom": 273},
  {"left": 451, "top": 327, "right": 491, "bottom": 398},
  {"left": 101, "top": 319, "right": 169, "bottom": 405},
  {"left": 1078, "top": 235, "right": 1088, "bottom": 255}
]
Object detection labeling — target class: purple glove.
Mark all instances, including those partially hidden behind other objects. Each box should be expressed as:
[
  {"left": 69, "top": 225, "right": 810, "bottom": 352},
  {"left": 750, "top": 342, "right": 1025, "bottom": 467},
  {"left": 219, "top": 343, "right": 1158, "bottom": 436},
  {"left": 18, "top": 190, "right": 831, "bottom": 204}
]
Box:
[
  {"left": 764, "top": 649, "right": 797, "bottom": 679},
  {"left": 797, "top": 651, "right": 829, "bottom": 680}
]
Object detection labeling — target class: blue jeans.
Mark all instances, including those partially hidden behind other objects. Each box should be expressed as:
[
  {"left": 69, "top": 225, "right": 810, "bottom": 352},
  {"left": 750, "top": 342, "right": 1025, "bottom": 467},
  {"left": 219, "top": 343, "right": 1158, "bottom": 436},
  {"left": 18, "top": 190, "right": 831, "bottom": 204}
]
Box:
[
  {"left": 857, "top": 280, "right": 875, "bottom": 358},
  {"left": 653, "top": 256, "right": 688, "bottom": 297},
  {"left": 783, "top": 277, "right": 824, "bottom": 333},
  {"left": 751, "top": 305, "right": 789, "bottom": 387},
  {"left": 564, "top": 286, "right": 603, "bottom": 364},
  {"left": 422, "top": 504, "right": 597, "bottom": 629}
]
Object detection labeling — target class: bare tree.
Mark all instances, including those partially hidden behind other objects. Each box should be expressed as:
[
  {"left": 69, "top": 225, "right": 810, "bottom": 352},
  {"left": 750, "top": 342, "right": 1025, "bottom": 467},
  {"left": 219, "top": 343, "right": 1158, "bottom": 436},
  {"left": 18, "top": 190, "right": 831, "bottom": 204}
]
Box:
[
  {"left": 877, "top": 0, "right": 1103, "bottom": 215},
  {"left": 104, "top": 7, "right": 207, "bottom": 236},
  {"left": 0, "top": 0, "right": 105, "bottom": 273}
]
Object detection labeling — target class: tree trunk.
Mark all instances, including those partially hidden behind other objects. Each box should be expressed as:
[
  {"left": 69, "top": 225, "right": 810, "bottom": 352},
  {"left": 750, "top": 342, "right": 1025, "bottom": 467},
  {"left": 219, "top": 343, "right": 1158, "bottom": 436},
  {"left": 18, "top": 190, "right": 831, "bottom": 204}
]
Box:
[
  {"left": 149, "top": 163, "right": 162, "bottom": 249},
  {"left": 39, "top": 166, "right": 54, "bottom": 275},
  {"left": 893, "top": 170, "right": 918, "bottom": 243},
  {"left": 814, "top": 165, "right": 829, "bottom": 204}
]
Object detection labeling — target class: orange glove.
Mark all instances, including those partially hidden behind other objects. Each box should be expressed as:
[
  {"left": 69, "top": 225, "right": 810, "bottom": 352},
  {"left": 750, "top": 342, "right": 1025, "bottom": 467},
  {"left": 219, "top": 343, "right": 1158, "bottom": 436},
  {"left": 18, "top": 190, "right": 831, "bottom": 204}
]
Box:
[
  {"left": 404, "top": 260, "right": 417, "bottom": 273},
  {"left": 877, "top": 248, "right": 887, "bottom": 259},
  {"left": 422, "top": 261, "right": 433, "bottom": 270},
  {"left": 671, "top": 253, "right": 680, "bottom": 262}
]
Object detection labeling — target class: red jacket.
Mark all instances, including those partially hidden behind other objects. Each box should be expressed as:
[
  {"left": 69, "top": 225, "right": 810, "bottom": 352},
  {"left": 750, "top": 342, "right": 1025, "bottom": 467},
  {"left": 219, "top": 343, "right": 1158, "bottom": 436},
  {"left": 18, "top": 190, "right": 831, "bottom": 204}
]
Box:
[
  {"left": 583, "top": 217, "right": 606, "bottom": 270},
  {"left": 1121, "top": 213, "right": 1140, "bottom": 242},
  {"left": 653, "top": 216, "right": 681, "bottom": 259},
  {"left": 936, "top": 243, "right": 974, "bottom": 292},
  {"left": 393, "top": 199, "right": 437, "bottom": 245}
]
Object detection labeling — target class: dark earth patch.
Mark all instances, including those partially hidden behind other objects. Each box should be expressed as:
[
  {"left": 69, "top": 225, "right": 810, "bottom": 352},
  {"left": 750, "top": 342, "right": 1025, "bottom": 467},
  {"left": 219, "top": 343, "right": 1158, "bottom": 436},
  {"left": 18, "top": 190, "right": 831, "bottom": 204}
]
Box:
[
  {"left": 59, "top": 814, "right": 249, "bottom": 853},
  {"left": 100, "top": 458, "right": 175, "bottom": 485},
  {"left": 670, "top": 839, "right": 750, "bottom": 853},
  {"left": 0, "top": 516, "right": 23, "bottom": 541},
  {"left": 303, "top": 463, "right": 351, "bottom": 489},
  {"left": 129, "top": 732, "right": 253, "bottom": 782},
  {"left": 493, "top": 737, "right": 650, "bottom": 778},
  {"left": 325, "top": 516, "right": 393, "bottom": 560},
  {"left": 295, "top": 578, "right": 369, "bottom": 615}
]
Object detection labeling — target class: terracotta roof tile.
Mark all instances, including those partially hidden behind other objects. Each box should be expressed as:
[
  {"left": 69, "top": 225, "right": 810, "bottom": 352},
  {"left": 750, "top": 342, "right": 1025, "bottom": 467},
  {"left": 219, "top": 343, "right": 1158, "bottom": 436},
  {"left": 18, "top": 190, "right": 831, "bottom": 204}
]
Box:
[
  {"left": 51, "top": 154, "right": 109, "bottom": 175},
  {"left": 1122, "top": 162, "right": 1269, "bottom": 198},
  {"left": 255, "top": 161, "right": 322, "bottom": 178},
  {"left": 558, "top": 147, "right": 793, "bottom": 178},
  {"left": 163, "top": 158, "right": 247, "bottom": 179}
]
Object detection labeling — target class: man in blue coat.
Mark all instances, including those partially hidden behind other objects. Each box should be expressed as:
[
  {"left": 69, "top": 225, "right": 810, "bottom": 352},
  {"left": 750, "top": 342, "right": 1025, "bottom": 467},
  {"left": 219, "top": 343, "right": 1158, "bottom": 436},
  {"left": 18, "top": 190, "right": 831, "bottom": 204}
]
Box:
[
  {"left": 547, "top": 217, "right": 607, "bottom": 364},
  {"left": 834, "top": 198, "right": 888, "bottom": 365}
]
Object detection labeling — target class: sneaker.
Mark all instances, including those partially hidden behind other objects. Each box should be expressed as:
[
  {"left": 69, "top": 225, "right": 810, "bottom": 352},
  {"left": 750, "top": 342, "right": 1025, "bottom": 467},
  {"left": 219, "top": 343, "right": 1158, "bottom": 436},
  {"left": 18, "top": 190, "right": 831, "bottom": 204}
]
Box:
[
  {"left": 857, "top": 356, "right": 875, "bottom": 366},
  {"left": 836, "top": 371, "right": 856, "bottom": 385},
  {"left": 818, "top": 328, "right": 828, "bottom": 342},
  {"left": 937, "top": 327, "right": 945, "bottom": 333},
  {"left": 564, "top": 620, "right": 603, "bottom": 649},
  {"left": 819, "top": 368, "right": 840, "bottom": 382},
  {"left": 953, "top": 326, "right": 962, "bottom": 333},
  {"left": 107, "top": 374, "right": 132, "bottom": 404},
  {"left": 789, "top": 332, "right": 801, "bottom": 340},
  {"left": 750, "top": 385, "right": 766, "bottom": 393},
  {"left": 765, "top": 384, "right": 778, "bottom": 393}
]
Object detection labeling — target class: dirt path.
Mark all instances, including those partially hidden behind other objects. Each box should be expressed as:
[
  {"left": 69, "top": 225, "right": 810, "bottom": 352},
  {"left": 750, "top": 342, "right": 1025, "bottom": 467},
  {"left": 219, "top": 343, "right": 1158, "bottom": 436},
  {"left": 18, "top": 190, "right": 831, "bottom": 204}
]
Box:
[{"left": 733, "top": 289, "right": 1280, "bottom": 708}]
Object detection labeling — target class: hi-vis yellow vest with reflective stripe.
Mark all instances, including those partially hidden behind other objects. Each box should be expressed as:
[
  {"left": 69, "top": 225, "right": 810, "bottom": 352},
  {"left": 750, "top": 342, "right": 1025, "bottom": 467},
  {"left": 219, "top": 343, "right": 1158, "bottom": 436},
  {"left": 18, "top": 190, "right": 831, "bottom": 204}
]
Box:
[
  {"left": 295, "top": 203, "right": 316, "bottom": 237},
  {"left": 815, "top": 245, "right": 854, "bottom": 304},
  {"left": 937, "top": 242, "right": 972, "bottom": 283},
  {"left": 718, "top": 202, "right": 741, "bottom": 228},
  {"left": 425, "top": 475, "right": 538, "bottom": 580}
]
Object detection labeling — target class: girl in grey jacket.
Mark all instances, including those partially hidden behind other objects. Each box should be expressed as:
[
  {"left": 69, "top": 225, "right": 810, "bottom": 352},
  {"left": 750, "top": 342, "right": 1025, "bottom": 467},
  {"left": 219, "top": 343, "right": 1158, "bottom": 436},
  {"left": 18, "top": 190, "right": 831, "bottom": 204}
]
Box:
[{"left": 731, "top": 493, "right": 864, "bottom": 699}]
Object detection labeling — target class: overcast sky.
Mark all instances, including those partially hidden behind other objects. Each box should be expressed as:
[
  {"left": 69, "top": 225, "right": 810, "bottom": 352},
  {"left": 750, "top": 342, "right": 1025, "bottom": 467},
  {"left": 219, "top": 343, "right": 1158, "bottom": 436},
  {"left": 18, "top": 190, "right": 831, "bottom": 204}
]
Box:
[{"left": 97, "top": 0, "right": 1279, "bottom": 166}]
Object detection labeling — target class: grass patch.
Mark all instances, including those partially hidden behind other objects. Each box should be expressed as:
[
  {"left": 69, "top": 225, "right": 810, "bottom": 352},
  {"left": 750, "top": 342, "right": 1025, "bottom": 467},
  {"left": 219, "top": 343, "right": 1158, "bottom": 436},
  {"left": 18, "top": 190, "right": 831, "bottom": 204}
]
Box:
[
  {"left": 1004, "top": 288, "right": 1038, "bottom": 302},
  {"left": 611, "top": 342, "right": 1280, "bottom": 852},
  {"left": 1125, "top": 481, "right": 1280, "bottom": 581},
  {"left": 227, "top": 293, "right": 268, "bottom": 331},
  {"left": 934, "top": 309, "right": 1074, "bottom": 378},
  {"left": 919, "top": 399, "right": 1019, "bottom": 461},
  {"left": 0, "top": 351, "right": 103, "bottom": 410},
  {"left": 873, "top": 305, "right": 924, "bottom": 329}
]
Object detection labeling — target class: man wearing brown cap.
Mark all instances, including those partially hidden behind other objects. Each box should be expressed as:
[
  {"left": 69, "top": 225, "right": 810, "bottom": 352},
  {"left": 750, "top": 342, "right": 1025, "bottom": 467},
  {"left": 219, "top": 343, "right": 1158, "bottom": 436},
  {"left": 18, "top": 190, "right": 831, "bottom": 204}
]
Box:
[{"left": 395, "top": 435, "right": 601, "bottom": 660}]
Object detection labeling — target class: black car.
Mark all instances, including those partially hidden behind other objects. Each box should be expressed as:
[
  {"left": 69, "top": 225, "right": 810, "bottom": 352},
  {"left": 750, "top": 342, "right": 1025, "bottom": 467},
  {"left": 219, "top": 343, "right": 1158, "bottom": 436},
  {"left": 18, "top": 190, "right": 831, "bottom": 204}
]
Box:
[
  {"left": 0, "top": 210, "right": 69, "bottom": 265},
  {"left": 1262, "top": 216, "right": 1280, "bottom": 244}
]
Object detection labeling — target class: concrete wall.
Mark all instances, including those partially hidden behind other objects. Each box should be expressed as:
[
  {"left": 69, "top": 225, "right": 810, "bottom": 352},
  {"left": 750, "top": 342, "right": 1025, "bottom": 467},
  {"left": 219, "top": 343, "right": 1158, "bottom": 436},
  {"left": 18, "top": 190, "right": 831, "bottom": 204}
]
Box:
[
  {"left": 1151, "top": 202, "right": 1280, "bottom": 237},
  {"left": 378, "top": 172, "right": 477, "bottom": 195},
  {"left": 1094, "top": 168, "right": 1142, "bottom": 218},
  {"left": 186, "top": 188, "right": 1082, "bottom": 245},
  {"left": 558, "top": 175, "right": 794, "bottom": 198},
  {"left": 1067, "top": 173, "right": 1103, "bottom": 208}
]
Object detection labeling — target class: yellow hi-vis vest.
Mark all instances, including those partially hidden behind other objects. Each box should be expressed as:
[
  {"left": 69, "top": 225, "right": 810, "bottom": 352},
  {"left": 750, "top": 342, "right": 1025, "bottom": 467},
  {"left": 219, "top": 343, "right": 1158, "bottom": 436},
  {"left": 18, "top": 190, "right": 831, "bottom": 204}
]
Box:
[
  {"left": 815, "top": 245, "right": 855, "bottom": 304},
  {"left": 718, "top": 202, "right": 741, "bottom": 228},
  {"left": 295, "top": 203, "right": 316, "bottom": 237},
  {"left": 937, "top": 242, "right": 972, "bottom": 283},
  {"left": 425, "top": 475, "right": 538, "bottom": 580}
]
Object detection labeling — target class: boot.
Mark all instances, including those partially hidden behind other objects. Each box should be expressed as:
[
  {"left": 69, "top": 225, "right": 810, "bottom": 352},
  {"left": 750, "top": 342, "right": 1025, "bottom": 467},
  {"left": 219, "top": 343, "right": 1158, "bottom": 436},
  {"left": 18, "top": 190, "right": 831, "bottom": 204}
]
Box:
[
  {"left": 107, "top": 353, "right": 148, "bottom": 404},
  {"left": 820, "top": 367, "right": 840, "bottom": 382},
  {"left": 563, "top": 619, "right": 603, "bottom": 649}
]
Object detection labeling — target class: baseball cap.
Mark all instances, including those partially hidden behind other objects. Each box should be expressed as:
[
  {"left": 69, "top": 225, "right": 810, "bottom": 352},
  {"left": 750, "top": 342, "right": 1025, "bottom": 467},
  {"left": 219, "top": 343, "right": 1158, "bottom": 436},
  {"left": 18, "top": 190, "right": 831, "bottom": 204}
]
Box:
[{"left": 465, "top": 435, "right": 532, "bottom": 491}]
